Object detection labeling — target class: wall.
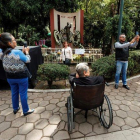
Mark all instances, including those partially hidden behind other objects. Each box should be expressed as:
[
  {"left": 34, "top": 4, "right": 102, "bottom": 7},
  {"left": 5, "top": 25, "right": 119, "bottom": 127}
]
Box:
[
  {"left": 54, "top": 9, "right": 81, "bottom": 33},
  {"left": 50, "top": 9, "right": 84, "bottom": 48}
]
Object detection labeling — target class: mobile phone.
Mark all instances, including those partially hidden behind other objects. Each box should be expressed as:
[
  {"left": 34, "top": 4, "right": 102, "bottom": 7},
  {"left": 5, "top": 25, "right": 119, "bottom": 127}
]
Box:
[
  {"left": 23, "top": 41, "right": 27, "bottom": 48},
  {"left": 136, "top": 31, "right": 139, "bottom": 36}
]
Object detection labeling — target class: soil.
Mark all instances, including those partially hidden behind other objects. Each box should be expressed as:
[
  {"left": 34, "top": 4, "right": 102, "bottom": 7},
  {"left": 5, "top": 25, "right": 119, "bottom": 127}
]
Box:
[{"left": 34, "top": 79, "right": 70, "bottom": 89}]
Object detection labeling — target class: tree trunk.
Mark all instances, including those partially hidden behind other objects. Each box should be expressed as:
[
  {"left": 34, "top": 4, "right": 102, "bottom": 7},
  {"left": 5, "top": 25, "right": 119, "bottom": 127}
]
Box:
[
  {"left": 48, "top": 80, "right": 53, "bottom": 88},
  {"left": 16, "top": 28, "right": 18, "bottom": 38},
  {"left": 3, "top": 24, "right": 7, "bottom": 32},
  {"left": 86, "top": 0, "right": 88, "bottom": 13},
  {"left": 102, "top": 39, "right": 105, "bottom": 56},
  {"left": 117, "top": 0, "right": 121, "bottom": 14},
  {"left": 111, "top": 35, "right": 115, "bottom": 54}
]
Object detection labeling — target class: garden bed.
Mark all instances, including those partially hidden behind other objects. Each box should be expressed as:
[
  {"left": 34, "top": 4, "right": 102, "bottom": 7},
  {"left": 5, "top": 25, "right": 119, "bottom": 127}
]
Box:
[{"left": 34, "top": 79, "right": 70, "bottom": 89}]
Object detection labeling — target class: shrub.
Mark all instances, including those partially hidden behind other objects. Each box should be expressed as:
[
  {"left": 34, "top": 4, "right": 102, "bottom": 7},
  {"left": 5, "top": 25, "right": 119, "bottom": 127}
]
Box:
[
  {"left": 91, "top": 50, "right": 140, "bottom": 81},
  {"left": 91, "top": 54, "right": 116, "bottom": 80},
  {"left": 128, "top": 51, "right": 140, "bottom": 75},
  {"left": 37, "top": 63, "right": 70, "bottom": 87}
]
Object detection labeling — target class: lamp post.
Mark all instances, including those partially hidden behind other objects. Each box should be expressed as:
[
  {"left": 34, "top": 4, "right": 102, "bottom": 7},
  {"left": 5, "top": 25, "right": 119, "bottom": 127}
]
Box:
[{"left": 117, "top": 0, "right": 124, "bottom": 41}]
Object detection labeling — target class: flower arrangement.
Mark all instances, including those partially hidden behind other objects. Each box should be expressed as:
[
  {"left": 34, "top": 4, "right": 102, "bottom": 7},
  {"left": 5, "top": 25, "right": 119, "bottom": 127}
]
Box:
[{"left": 57, "top": 51, "right": 61, "bottom": 56}]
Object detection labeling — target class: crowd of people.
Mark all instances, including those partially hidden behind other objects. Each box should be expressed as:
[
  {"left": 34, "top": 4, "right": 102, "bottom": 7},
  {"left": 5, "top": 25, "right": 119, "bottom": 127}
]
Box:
[{"left": 0, "top": 32, "right": 139, "bottom": 116}]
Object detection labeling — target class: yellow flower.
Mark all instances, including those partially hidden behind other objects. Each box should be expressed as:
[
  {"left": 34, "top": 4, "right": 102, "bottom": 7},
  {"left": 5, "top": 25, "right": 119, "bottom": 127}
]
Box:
[{"left": 57, "top": 52, "right": 61, "bottom": 55}]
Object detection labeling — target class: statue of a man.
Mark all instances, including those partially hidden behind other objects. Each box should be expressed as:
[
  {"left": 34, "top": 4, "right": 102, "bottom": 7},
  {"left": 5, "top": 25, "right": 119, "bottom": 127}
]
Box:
[{"left": 64, "top": 22, "right": 71, "bottom": 42}]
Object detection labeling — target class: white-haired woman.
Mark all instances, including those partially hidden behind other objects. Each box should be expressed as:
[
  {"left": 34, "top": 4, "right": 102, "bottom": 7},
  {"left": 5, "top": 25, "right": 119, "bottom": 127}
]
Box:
[
  {"left": 65, "top": 63, "right": 104, "bottom": 107},
  {"left": 69, "top": 63, "right": 104, "bottom": 86}
]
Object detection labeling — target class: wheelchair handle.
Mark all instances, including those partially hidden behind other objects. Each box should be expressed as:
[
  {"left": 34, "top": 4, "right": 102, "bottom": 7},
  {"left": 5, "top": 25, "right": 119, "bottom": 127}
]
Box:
[{"left": 105, "top": 82, "right": 109, "bottom": 86}]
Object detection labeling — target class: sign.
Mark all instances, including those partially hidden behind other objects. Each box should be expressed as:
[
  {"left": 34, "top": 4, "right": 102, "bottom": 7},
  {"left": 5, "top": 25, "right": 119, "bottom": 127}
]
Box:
[{"left": 75, "top": 49, "right": 85, "bottom": 54}]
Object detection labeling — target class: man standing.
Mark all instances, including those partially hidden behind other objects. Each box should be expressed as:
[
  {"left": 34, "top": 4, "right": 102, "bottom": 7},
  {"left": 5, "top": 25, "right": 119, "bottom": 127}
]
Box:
[{"left": 115, "top": 34, "right": 139, "bottom": 90}]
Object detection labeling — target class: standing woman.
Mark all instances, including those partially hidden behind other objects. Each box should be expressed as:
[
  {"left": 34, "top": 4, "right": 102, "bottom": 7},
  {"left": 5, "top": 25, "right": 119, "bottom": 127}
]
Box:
[
  {"left": 61, "top": 41, "right": 73, "bottom": 65},
  {"left": 0, "top": 32, "right": 34, "bottom": 116}
]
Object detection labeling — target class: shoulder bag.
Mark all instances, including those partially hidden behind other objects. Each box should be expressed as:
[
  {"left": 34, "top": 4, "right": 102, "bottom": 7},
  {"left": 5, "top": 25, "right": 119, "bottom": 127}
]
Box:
[{"left": 64, "top": 48, "right": 71, "bottom": 65}]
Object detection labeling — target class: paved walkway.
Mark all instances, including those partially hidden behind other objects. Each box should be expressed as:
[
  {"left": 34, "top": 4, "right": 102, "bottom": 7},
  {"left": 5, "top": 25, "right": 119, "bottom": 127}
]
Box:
[{"left": 0, "top": 76, "right": 140, "bottom": 140}]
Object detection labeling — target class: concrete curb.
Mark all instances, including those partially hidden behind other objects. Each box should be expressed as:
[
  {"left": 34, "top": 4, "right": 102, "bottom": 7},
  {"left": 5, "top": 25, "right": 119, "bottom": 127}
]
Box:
[
  {"left": 108, "top": 74, "right": 140, "bottom": 85},
  {"left": 28, "top": 88, "right": 70, "bottom": 93},
  {"left": 28, "top": 74, "right": 140, "bottom": 93}
]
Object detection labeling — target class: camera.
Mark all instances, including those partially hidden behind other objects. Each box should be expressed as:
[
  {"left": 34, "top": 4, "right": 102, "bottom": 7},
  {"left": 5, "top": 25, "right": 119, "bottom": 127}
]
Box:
[{"left": 23, "top": 41, "right": 27, "bottom": 48}]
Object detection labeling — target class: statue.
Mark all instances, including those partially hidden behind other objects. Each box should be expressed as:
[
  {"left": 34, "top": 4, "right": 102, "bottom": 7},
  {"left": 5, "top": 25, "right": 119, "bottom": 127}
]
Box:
[{"left": 64, "top": 22, "right": 71, "bottom": 43}]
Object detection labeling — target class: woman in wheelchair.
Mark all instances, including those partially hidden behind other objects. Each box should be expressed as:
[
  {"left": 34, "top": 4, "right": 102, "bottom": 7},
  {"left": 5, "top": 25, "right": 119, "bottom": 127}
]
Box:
[
  {"left": 69, "top": 63, "right": 104, "bottom": 86},
  {"left": 67, "top": 63, "right": 113, "bottom": 133}
]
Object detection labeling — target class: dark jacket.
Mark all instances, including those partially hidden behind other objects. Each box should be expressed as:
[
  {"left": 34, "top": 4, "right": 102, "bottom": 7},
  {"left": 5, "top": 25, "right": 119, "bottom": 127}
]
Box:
[
  {"left": 69, "top": 73, "right": 104, "bottom": 87},
  {"left": 115, "top": 42, "right": 129, "bottom": 61}
]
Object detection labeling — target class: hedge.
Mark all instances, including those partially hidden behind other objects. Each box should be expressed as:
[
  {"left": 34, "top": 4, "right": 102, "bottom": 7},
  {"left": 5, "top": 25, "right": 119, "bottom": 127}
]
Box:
[
  {"left": 91, "top": 50, "right": 140, "bottom": 81},
  {"left": 37, "top": 63, "right": 70, "bottom": 87}
]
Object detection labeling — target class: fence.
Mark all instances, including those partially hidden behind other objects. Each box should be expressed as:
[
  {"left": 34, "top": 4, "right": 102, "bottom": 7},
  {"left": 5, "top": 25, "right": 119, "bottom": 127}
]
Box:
[{"left": 41, "top": 48, "right": 103, "bottom": 64}]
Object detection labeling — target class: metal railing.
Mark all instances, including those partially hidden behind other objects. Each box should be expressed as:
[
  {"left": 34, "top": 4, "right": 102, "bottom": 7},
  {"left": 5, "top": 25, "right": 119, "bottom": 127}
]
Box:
[{"left": 41, "top": 48, "right": 103, "bottom": 64}]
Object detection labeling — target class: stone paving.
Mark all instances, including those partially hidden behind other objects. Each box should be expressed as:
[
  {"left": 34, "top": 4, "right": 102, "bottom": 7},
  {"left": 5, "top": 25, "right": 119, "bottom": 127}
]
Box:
[
  {"left": 0, "top": 77, "right": 140, "bottom": 140},
  {"left": 80, "top": 127, "right": 140, "bottom": 140}
]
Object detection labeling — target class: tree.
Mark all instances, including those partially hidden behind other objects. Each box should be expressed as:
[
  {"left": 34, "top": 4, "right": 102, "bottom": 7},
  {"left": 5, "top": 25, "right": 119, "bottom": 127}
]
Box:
[
  {"left": 0, "top": 0, "right": 79, "bottom": 38},
  {"left": 0, "top": 0, "right": 139, "bottom": 51}
]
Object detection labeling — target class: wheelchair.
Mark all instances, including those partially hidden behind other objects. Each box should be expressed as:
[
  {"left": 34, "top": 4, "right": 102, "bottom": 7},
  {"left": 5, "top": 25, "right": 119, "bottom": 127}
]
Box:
[{"left": 67, "top": 82, "right": 113, "bottom": 133}]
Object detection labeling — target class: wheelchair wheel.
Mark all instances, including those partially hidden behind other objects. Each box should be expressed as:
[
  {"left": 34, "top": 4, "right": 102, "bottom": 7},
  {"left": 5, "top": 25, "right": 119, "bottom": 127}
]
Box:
[
  {"left": 98, "top": 94, "right": 113, "bottom": 129},
  {"left": 67, "top": 96, "right": 73, "bottom": 133}
]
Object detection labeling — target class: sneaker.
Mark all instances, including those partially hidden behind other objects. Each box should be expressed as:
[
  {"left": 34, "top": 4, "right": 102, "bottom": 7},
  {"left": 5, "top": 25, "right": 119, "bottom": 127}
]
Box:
[
  {"left": 24, "top": 109, "right": 35, "bottom": 116},
  {"left": 123, "top": 85, "right": 130, "bottom": 90},
  {"left": 115, "top": 84, "right": 118, "bottom": 89},
  {"left": 13, "top": 107, "right": 20, "bottom": 114}
]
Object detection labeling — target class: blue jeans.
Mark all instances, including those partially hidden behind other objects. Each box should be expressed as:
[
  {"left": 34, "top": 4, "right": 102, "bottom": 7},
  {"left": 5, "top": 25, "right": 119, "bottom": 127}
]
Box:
[
  {"left": 115, "top": 61, "right": 128, "bottom": 85},
  {"left": 7, "top": 78, "right": 29, "bottom": 113}
]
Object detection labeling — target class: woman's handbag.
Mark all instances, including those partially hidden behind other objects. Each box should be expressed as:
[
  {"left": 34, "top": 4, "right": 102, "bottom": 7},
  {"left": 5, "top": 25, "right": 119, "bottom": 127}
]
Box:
[{"left": 65, "top": 58, "right": 71, "bottom": 65}]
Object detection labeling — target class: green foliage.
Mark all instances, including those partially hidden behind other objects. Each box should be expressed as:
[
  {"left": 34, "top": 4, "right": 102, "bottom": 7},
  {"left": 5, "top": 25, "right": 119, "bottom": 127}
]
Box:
[
  {"left": 105, "top": 14, "right": 134, "bottom": 40},
  {"left": 37, "top": 64, "right": 70, "bottom": 87},
  {"left": 46, "top": 54, "right": 56, "bottom": 61},
  {"left": 128, "top": 51, "right": 140, "bottom": 75},
  {"left": 83, "top": 0, "right": 107, "bottom": 46},
  {"left": 0, "top": 0, "right": 79, "bottom": 40},
  {"left": 91, "top": 54, "right": 116, "bottom": 80},
  {"left": 19, "top": 25, "right": 40, "bottom": 45},
  {"left": 91, "top": 50, "right": 140, "bottom": 81},
  {"left": 0, "top": 0, "right": 140, "bottom": 48}
]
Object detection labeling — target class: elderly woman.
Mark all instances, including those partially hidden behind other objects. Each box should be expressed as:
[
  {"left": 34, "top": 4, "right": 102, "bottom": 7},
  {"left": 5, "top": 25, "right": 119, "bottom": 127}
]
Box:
[
  {"left": 69, "top": 63, "right": 104, "bottom": 86},
  {"left": 0, "top": 32, "right": 34, "bottom": 116},
  {"left": 65, "top": 63, "right": 104, "bottom": 107}
]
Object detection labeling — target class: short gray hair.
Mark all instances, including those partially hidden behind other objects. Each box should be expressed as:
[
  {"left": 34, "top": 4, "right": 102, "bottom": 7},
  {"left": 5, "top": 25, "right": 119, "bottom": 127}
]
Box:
[{"left": 76, "top": 63, "right": 89, "bottom": 77}]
